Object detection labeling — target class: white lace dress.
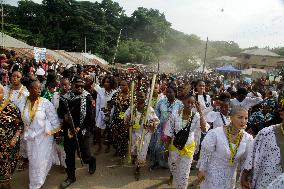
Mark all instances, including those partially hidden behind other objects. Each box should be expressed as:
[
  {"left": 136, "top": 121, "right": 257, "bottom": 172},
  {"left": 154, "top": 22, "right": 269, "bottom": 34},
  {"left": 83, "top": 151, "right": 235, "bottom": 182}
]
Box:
[
  {"left": 164, "top": 111, "right": 205, "bottom": 189},
  {"left": 18, "top": 97, "right": 60, "bottom": 189},
  {"left": 267, "top": 173, "right": 284, "bottom": 189},
  {"left": 243, "top": 125, "right": 283, "bottom": 189},
  {"left": 197, "top": 127, "right": 253, "bottom": 189}
]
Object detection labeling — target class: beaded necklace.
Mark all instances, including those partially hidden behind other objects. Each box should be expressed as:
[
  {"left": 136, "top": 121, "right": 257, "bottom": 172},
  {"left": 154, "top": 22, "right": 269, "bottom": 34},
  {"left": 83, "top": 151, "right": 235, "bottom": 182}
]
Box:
[
  {"left": 7, "top": 85, "right": 24, "bottom": 102},
  {"left": 132, "top": 104, "right": 147, "bottom": 129},
  {"left": 21, "top": 97, "right": 42, "bottom": 126},
  {"left": 226, "top": 126, "right": 243, "bottom": 166}
]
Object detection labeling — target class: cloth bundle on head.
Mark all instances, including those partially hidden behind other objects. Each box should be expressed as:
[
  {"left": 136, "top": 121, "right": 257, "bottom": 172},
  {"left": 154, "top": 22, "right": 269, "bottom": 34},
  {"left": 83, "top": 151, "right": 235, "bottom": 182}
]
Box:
[{"left": 35, "top": 67, "right": 45, "bottom": 76}]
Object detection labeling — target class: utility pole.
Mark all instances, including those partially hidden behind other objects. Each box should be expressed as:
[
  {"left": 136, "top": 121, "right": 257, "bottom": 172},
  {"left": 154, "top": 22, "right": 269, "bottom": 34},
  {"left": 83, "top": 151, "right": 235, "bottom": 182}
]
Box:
[
  {"left": 202, "top": 37, "right": 209, "bottom": 74},
  {"left": 112, "top": 28, "right": 122, "bottom": 65},
  {"left": 157, "top": 57, "right": 160, "bottom": 72},
  {"left": 84, "top": 36, "right": 87, "bottom": 53}
]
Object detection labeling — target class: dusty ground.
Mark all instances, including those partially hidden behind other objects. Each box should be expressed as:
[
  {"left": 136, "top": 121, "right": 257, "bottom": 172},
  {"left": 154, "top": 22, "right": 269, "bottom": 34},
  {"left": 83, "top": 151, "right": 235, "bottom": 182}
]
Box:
[{"left": 11, "top": 146, "right": 198, "bottom": 189}]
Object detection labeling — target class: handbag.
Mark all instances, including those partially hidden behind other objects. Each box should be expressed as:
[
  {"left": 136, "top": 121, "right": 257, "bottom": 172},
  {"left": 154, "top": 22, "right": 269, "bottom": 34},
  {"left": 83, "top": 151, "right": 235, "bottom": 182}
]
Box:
[{"left": 173, "top": 112, "right": 195, "bottom": 150}]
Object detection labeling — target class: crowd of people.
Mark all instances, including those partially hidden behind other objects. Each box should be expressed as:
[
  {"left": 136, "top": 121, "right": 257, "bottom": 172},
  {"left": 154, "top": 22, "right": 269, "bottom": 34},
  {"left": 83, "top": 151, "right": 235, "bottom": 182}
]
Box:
[{"left": 0, "top": 49, "right": 284, "bottom": 189}]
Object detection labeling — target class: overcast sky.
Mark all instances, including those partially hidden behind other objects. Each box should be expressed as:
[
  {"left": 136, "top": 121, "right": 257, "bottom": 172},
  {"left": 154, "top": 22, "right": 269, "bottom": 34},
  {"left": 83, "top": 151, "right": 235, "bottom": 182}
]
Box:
[{"left": 8, "top": 0, "right": 284, "bottom": 48}]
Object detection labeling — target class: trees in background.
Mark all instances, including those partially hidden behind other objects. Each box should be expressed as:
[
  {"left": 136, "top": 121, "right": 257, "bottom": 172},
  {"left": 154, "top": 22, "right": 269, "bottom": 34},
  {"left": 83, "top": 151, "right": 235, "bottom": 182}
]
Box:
[{"left": 3, "top": 0, "right": 243, "bottom": 68}]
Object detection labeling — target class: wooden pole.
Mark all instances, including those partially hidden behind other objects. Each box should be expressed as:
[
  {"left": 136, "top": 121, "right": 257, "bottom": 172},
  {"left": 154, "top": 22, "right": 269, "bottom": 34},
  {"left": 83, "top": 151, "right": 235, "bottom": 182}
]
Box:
[
  {"left": 202, "top": 37, "right": 209, "bottom": 74},
  {"left": 128, "top": 81, "right": 135, "bottom": 163},
  {"left": 139, "top": 74, "right": 156, "bottom": 153}
]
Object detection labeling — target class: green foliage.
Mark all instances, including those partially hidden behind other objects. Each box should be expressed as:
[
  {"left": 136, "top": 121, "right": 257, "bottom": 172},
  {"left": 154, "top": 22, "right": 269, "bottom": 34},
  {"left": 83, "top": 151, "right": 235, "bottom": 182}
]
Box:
[
  {"left": 1, "top": 22, "right": 32, "bottom": 42},
  {"left": 3, "top": 0, "right": 246, "bottom": 66},
  {"left": 272, "top": 47, "right": 284, "bottom": 56},
  {"left": 116, "top": 39, "right": 156, "bottom": 64}
]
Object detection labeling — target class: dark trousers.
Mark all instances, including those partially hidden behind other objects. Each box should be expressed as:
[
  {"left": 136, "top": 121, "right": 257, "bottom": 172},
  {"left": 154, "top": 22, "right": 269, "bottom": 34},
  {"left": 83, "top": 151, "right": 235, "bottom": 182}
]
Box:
[{"left": 64, "top": 133, "right": 94, "bottom": 178}]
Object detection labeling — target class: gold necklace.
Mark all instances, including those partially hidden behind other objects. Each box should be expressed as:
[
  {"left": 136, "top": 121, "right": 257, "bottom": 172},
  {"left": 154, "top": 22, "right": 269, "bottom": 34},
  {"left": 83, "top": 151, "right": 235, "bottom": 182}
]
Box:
[
  {"left": 7, "top": 85, "right": 24, "bottom": 102},
  {"left": 21, "top": 97, "right": 42, "bottom": 126}
]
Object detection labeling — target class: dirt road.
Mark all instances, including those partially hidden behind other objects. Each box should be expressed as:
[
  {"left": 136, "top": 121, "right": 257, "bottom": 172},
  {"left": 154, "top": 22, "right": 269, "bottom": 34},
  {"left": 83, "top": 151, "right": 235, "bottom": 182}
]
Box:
[{"left": 11, "top": 148, "right": 197, "bottom": 189}]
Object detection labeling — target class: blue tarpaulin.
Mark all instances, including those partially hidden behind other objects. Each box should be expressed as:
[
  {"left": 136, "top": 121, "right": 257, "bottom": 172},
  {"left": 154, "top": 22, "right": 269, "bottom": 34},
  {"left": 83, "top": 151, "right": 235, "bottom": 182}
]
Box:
[{"left": 216, "top": 64, "right": 241, "bottom": 73}]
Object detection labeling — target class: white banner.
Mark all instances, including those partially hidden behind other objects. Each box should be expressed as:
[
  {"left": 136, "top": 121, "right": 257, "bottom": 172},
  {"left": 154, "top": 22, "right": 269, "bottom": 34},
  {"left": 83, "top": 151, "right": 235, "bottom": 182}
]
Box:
[{"left": 34, "top": 47, "right": 46, "bottom": 62}]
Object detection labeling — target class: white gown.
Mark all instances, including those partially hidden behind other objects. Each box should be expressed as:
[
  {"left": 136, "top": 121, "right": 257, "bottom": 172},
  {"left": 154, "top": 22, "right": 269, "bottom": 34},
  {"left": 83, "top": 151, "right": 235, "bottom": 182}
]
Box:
[
  {"left": 95, "top": 84, "right": 116, "bottom": 129},
  {"left": 243, "top": 125, "right": 283, "bottom": 189},
  {"left": 164, "top": 111, "right": 205, "bottom": 189},
  {"left": 18, "top": 97, "right": 60, "bottom": 189},
  {"left": 197, "top": 127, "right": 253, "bottom": 189}
]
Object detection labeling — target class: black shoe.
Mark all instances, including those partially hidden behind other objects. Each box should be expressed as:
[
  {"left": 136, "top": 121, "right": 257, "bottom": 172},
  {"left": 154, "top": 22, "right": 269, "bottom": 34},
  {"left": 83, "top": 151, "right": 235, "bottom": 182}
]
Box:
[
  {"left": 89, "top": 157, "right": 96, "bottom": 175},
  {"left": 149, "top": 162, "right": 159, "bottom": 171},
  {"left": 60, "top": 177, "right": 76, "bottom": 189},
  {"left": 134, "top": 171, "right": 140, "bottom": 181}
]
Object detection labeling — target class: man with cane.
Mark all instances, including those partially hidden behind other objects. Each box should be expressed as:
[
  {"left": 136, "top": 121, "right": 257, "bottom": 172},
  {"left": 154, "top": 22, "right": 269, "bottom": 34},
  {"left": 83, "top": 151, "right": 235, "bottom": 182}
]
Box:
[{"left": 58, "top": 76, "right": 96, "bottom": 189}]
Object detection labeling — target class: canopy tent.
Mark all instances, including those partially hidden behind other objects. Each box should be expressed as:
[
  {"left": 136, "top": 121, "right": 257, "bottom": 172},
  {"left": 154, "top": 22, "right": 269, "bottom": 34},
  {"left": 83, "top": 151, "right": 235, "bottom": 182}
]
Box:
[{"left": 216, "top": 64, "right": 241, "bottom": 73}]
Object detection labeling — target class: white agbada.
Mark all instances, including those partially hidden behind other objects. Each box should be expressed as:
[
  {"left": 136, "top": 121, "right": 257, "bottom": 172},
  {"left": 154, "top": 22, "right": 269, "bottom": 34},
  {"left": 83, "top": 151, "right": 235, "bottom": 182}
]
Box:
[
  {"left": 243, "top": 125, "right": 283, "bottom": 189},
  {"left": 95, "top": 84, "right": 117, "bottom": 129},
  {"left": 197, "top": 127, "right": 253, "bottom": 189},
  {"left": 124, "top": 106, "right": 159, "bottom": 164},
  {"left": 164, "top": 111, "right": 205, "bottom": 189},
  {"left": 18, "top": 97, "right": 60, "bottom": 189}
]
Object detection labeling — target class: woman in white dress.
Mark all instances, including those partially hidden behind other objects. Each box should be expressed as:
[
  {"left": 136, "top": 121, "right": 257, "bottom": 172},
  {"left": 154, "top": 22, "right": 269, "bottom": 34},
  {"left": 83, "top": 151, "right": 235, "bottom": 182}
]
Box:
[
  {"left": 94, "top": 75, "right": 117, "bottom": 153},
  {"left": 193, "top": 80, "right": 213, "bottom": 157},
  {"left": 197, "top": 107, "right": 254, "bottom": 189},
  {"left": 19, "top": 79, "right": 60, "bottom": 189},
  {"left": 164, "top": 93, "right": 207, "bottom": 189},
  {"left": 3, "top": 71, "right": 29, "bottom": 105},
  {"left": 241, "top": 103, "right": 284, "bottom": 189},
  {"left": 4, "top": 71, "right": 29, "bottom": 170}
]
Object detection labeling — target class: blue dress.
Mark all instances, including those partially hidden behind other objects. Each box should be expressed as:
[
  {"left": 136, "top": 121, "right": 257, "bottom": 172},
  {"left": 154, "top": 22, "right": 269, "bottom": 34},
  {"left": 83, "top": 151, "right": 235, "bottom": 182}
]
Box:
[{"left": 149, "top": 98, "right": 183, "bottom": 168}]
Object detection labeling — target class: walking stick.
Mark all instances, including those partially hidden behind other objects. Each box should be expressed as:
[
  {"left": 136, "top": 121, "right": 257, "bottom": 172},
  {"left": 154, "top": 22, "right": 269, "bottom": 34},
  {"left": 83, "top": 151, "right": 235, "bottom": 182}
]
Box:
[
  {"left": 128, "top": 81, "right": 135, "bottom": 163},
  {"left": 61, "top": 97, "right": 84, "bottom": 167},
  {"left": 138, "top": 74, "right": 157, "bottom": 153}
]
